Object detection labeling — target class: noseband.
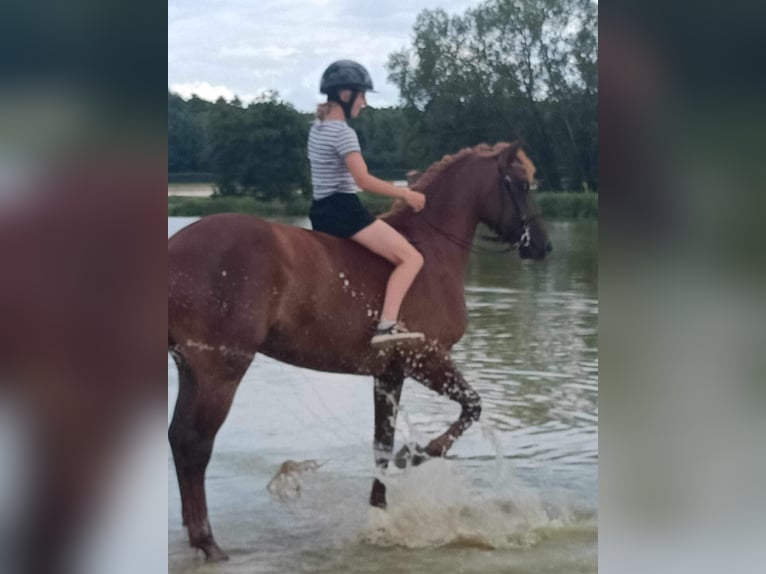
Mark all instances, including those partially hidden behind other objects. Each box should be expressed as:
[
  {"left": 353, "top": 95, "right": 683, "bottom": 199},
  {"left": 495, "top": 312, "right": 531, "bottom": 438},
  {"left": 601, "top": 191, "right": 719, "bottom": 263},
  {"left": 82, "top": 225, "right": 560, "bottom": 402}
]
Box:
[{"left": 499, "top": 170, "right": 541, "bottom": 249}]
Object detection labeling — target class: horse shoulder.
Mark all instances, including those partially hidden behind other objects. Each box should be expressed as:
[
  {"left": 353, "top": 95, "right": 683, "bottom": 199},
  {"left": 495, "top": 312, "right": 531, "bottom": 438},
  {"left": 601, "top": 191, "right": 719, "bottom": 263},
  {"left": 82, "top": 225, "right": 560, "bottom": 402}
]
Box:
[{"left": 409, "top": 259, "right": 468, "bottom": 344}]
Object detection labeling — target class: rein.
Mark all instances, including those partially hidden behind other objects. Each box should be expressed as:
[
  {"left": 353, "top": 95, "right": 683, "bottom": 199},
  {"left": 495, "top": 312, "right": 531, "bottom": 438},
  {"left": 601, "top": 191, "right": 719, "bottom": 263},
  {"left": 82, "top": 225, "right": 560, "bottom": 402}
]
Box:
[
  {"left": 415, "top": 169, "right": 539, "bottom": 255},
  {"left": 418, "top": 213, "right": 502, "bottom": 254},
  {"left": 492, "top": 173, "right": 542, "bottom": 249}
]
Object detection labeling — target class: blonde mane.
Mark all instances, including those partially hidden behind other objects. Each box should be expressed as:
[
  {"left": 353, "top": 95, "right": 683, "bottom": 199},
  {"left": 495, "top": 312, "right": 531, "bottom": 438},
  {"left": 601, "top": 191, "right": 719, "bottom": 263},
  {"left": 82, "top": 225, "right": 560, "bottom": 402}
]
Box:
[
  {"left": 411, "top": 142, "right": 509, "bottom": 192},
  {"left": 411, "top": 141, "right": 536, "bottom": 190},
  {"left": 514, "top": 148, "right": 537, "bottom": 184}
]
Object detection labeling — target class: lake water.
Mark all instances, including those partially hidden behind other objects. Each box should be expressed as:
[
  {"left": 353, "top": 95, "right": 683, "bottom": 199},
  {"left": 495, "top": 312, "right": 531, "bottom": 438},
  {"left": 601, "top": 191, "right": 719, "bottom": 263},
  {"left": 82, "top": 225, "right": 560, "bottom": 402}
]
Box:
[
  {"left": 167, "top": 181, "right": 409, "bottom": 197},
  {"left": 168, "top": 216, "right": 598, "bottom": 573}
]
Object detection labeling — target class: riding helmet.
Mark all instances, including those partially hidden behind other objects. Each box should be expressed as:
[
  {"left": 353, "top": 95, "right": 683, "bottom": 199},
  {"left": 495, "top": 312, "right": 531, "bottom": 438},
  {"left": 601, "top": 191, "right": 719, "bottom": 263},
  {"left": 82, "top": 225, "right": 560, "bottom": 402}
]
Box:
[{"left": 320, "top": 60, "right": 374, "bottom": 94}]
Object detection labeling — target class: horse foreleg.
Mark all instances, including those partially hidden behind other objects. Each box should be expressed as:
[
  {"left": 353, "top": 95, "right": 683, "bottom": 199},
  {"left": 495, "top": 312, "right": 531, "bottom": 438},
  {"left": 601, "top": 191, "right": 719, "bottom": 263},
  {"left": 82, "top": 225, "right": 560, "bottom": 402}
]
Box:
[
  {"left": 395, "top": 350, "right": 481, "bottom": 467},
  {"left": 168, "top": 349, "right": 252, "bottom": 561},
  {"left": 369, "top": 371, "right": 403, "bottom": 509}
]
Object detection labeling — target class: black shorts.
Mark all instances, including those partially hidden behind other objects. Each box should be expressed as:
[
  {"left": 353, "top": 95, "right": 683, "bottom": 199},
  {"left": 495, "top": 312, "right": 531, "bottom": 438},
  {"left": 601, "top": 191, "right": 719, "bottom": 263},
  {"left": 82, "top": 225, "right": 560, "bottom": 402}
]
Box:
[{"left": 310, "top": 193, "right": 376, "bottom": 238}]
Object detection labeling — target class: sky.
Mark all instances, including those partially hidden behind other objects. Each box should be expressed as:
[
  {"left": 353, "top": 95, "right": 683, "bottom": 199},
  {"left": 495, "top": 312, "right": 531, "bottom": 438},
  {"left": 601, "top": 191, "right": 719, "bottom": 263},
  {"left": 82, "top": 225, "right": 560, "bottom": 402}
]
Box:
[{"left": 168, "top": 0, "right": 484, "bottom": 112}]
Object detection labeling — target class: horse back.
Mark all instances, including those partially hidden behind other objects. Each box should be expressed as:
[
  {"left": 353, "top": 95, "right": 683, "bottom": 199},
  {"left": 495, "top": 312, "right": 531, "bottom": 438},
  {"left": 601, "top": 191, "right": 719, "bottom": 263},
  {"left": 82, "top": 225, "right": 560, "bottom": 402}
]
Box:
[{"left": 168, "top": 214, "right": 395, "bottom": 373}]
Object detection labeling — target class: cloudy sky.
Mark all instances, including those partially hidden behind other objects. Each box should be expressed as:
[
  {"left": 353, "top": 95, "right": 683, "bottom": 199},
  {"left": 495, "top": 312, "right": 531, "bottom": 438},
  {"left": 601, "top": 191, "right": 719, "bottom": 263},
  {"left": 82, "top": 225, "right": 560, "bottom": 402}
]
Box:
[{"left": 169, "top": 0, "right": 484, "bottom": 112}]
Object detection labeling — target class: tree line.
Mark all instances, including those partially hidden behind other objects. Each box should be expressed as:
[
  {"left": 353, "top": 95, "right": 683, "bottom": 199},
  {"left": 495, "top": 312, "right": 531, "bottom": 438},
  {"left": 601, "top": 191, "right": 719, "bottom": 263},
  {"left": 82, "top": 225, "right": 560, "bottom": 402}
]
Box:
[{"left": 168, "top": 0, "right": 597, "bottom": 197}]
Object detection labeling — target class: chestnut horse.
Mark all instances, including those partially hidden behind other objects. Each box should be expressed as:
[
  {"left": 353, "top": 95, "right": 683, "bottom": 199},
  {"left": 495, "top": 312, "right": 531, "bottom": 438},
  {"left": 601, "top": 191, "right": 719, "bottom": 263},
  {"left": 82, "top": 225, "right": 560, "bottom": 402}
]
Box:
[{"left": 168, "top": 141, "right": 551, "bottom": 560}]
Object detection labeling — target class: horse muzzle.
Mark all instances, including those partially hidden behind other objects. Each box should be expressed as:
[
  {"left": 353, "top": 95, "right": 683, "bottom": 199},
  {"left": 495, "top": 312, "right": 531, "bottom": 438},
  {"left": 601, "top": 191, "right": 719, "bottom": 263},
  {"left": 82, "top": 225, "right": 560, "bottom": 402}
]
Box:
[{"left": 519, "top": 236, "right": 552, "bottom": 260}]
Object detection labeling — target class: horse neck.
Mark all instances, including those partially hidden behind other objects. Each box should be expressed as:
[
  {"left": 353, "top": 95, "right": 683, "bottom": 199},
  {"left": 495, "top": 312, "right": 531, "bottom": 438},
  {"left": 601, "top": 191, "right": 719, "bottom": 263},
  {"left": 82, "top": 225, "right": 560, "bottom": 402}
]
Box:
[{"left": 386, "top": 155, "right": 493, "bottom": 273}]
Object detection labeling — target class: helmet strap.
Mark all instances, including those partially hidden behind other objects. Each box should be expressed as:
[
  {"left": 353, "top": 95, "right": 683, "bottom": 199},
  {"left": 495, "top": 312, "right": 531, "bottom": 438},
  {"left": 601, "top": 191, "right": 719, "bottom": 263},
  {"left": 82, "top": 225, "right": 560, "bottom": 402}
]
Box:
[{"left": 327, "top": 89, "right": 358, "bottom": 120}]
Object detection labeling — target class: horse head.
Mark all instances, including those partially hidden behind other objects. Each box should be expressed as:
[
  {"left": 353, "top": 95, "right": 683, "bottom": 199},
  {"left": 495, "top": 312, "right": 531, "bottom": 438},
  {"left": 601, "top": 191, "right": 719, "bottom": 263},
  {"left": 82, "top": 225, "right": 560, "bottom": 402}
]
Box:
[{"left": 481, "top": 141, "right": 552, "bottom": 260}]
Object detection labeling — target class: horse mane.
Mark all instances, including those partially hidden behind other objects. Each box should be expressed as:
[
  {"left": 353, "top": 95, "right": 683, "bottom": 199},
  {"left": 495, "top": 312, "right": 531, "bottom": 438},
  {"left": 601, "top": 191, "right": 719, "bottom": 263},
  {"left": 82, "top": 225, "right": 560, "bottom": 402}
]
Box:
[
  {"left": 411, "top": 142, "right": 510, "bottom": 192},
  {"left": 382, "top": 142, "right": 523, "bottom": 218},
  {"left": 514, "top": 148, "right": 536, "bottom": 183}
]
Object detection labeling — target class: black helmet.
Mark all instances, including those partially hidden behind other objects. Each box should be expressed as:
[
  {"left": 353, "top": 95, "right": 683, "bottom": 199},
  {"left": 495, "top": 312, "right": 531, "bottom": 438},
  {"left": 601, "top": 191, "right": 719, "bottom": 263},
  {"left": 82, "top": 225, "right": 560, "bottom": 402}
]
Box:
[{"left": 320, "top": 60, "right": 374, "bottom": 94}]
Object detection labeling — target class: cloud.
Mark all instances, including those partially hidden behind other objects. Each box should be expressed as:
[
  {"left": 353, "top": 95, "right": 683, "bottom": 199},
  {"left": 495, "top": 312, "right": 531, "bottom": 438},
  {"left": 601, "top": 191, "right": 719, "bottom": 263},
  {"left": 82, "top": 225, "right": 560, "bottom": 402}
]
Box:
[
  {"left": 219, "top": 45, "right": 300, "bottom": 60},
  {"left": 168, "top": 0, "right": 485, "bottom": 111},
  {"left": 169, "top": 81, "right": 237, "bottom": 102}
]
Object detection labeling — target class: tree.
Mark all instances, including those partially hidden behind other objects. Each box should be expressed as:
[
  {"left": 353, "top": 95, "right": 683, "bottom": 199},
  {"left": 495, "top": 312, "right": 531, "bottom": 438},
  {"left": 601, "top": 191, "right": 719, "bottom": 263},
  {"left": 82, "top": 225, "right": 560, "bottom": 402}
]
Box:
[
  {"left": 387, "top": 0, "right": 598, "bottom": 189},
  {"left": 204, "top": 94, "right": 309, "bottom": 199},
  {"left": 168, "top": 92, "right": 206, "bottom": 173},
  {"left": 351, "top": 106, "right": 408, "bottom": 175}
]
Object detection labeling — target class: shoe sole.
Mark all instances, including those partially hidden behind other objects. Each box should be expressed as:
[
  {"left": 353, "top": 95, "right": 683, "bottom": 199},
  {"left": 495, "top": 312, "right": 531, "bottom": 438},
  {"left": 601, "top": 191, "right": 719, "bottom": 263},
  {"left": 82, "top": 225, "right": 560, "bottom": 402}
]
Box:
[{"left": 371, "top": 333, "right": 425, "bottom": 346}]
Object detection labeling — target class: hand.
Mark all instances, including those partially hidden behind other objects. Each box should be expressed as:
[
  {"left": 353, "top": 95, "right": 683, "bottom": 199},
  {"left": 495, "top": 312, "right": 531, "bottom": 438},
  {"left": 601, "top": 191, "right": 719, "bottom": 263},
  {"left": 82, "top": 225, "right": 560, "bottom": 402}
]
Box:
[{"left": 402, "top": 188, "right": 426, "bottom": 212}]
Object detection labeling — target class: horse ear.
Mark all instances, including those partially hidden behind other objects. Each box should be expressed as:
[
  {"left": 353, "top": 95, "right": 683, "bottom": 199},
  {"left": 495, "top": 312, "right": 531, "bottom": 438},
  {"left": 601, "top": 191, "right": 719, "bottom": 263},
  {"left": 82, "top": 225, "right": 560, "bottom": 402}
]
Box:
[{"left": 499, "top": 140, "right": 524, "bottom": 167}]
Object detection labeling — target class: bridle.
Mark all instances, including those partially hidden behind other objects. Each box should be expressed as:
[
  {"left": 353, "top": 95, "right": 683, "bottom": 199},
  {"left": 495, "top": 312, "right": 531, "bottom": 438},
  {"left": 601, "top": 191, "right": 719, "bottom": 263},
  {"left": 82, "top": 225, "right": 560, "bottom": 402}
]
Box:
[
  {"left": 498, "top": 166, "right": 542, "bottom": 250},
  {"left": 416, "top": 163, "right": 540, "bottom": 254}
]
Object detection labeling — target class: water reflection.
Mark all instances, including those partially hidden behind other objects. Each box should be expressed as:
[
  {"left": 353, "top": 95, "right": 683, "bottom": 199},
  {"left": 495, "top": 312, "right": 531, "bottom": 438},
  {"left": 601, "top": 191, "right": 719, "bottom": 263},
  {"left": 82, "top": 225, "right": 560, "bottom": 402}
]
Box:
[{"left": 402, "top": 221, "right": 598, "bottom": 467}]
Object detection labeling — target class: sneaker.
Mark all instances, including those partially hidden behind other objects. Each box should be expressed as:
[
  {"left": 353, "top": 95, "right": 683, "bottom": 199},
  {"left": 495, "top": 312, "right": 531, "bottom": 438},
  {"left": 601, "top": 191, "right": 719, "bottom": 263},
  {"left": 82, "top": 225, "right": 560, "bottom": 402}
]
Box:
[{"left": 371, "top": 322, "right": 425, "bottom": 346}]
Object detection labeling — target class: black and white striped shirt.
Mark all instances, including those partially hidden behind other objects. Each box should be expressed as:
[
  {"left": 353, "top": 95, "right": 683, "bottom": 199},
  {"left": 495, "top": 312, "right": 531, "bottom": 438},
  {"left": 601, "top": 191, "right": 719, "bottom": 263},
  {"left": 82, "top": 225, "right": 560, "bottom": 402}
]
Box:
[{"left": 307, "top": 120, "right": 361, "bottom": 200}]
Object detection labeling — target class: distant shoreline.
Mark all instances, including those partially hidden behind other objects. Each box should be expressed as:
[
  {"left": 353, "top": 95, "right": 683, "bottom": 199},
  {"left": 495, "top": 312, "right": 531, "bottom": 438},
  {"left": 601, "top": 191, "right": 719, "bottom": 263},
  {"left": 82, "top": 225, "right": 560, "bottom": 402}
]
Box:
[
  {"left": 168, "top": 191, "right": 598, "bottom": 220},
  {"left": 168, "top": 183, "right": 217, "bottom": 197}
]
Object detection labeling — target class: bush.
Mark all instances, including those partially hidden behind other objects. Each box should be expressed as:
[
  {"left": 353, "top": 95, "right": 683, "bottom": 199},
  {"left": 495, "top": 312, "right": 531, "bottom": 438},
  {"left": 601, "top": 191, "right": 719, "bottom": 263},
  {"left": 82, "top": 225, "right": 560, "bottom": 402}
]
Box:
[
  {"left": 168, "top": 172, "right": 214, "bottom": 183},
  {"left": 536, "top": 192, "right": 598, "bottom": 220},
  {"left": 168, "top": 196, "right": 310, "bottom": 217},
  {"left": 168, "top": 192, "right": 598, "bottom": 220}
]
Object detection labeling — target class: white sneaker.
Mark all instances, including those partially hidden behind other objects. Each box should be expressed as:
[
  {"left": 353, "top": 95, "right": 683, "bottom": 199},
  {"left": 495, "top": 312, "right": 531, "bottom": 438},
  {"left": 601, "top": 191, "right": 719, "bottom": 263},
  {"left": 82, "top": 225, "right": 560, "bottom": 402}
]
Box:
[{"left": 371, "top": 322, "right": 425, "bottom": 346}]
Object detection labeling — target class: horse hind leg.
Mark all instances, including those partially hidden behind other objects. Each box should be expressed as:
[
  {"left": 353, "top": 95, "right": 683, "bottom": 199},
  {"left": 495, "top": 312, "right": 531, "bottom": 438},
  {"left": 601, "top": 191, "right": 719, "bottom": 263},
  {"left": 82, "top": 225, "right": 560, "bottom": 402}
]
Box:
[
  {"left": 168, "top": 349, "right": 192, "bottom": 529},
  {"left": 168, "top": 346, "right": 254, "bottom": 561},
  {"left": 369, "top": 370, "right": 404, "bottom": 509},
  {"left": 394, "top": 349, "right": 481, "bottom": 468}
]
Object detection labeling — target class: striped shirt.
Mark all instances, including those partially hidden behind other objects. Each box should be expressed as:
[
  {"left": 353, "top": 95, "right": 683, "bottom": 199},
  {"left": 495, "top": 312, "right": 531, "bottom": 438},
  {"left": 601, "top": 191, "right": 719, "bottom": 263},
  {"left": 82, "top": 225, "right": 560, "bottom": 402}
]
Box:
[{"left": 307, "top": 120, "right": 361, "bottom": 200}]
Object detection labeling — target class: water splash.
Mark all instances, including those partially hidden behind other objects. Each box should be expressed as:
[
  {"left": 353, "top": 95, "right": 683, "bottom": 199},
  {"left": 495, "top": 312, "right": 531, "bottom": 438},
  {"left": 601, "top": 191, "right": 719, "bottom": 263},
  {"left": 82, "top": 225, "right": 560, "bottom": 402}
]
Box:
[
  {"left": 360, "top": 458, "right": 579, "bottom": 550},
  {"left": 266, "top": 459, "right": 322, "bottom": 501},
  {"left": 359, "top": 421, "right": 584, "bottom": 550},
  {"left": 481, "top": 420, "right": 507, "bottom": 484}
]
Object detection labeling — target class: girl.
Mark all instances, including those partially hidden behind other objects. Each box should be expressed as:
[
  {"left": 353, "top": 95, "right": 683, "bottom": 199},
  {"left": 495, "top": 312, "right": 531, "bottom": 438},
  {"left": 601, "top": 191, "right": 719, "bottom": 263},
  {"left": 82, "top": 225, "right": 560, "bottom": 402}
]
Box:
[{"left": 308, "top": 60, "right": 427, "bottom": 346}]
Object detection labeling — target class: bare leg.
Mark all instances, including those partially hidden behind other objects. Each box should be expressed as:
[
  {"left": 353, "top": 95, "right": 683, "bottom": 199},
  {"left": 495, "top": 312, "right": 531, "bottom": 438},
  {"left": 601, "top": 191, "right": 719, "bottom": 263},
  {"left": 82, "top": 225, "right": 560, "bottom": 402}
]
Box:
[
  {"left": 380, "top": 263, "right": 422, "bottom": 322},
  {"left": 168, "top": 349, "right": 253, "bottom": 561},
  {"left": 351, "top": 220, "right": 423, "bottom": 322},
  {"left": 369, "top": 370, "right": 404, "bottom": 508}
]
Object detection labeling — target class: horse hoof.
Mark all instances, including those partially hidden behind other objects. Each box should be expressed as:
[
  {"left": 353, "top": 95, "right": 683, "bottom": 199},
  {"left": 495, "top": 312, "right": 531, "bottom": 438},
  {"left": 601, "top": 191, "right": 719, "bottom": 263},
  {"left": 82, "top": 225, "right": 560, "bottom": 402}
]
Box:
[
  {"left": 191, "top": 532, "right": 229, "bottom": 562},
  {"left": 393, "top": 444, "right": 430, "bottom": 469},
  {"left": 369, "top": 478, "right": 387, "bottom": 509},
  {"left": 203, "top": 544, "right": 229, "bottom": 562}
]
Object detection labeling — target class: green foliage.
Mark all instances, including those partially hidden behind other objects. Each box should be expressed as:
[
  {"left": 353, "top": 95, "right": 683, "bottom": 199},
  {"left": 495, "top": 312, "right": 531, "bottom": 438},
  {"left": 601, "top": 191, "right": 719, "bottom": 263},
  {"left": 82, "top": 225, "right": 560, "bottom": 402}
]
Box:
[
  {"left": 168, "top": 91, "right": 310, "bottom": 201},
  {"left": 536, "top": 192, "right": 598, "bottom": 220},
  {"left": 169, "top": 191, "right": 596, "bottom": 220},
  {"left": 168, "top": 0, "right": 597, "bottom": 195},
  {"left": 168, "top": 195, "right": 311, "bottom": 217},
  {"left": 205, "top": 93, "right": 310, "bottom": 200},
  {"left": 168, "top": 92, "right": 208, "bottom": 173},
  {"left": 386, "top": 0, "right": 598, "bottom": 189},
  {"left": 167, "top": 172, "right": 214, "bottom": 183},
  {"left": 350, "top": 107, "right": 408, "bottom": 173}
]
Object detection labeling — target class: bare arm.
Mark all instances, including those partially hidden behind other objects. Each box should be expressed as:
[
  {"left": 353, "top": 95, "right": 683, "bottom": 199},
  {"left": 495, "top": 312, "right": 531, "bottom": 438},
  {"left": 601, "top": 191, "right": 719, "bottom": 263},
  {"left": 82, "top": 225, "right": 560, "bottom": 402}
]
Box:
[
  {"left": 345, "top": 152, "right": 426, "bottom": 211},
  {"left": 345, "top": 152, "right": 405, "bottom": 198}
]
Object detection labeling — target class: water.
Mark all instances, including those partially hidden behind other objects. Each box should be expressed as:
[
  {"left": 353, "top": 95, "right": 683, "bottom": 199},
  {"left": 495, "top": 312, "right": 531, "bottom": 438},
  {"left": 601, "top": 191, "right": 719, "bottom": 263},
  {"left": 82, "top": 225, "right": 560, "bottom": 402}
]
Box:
[{"left": 168, "top": 216, "right": 598, "bottom": 573}]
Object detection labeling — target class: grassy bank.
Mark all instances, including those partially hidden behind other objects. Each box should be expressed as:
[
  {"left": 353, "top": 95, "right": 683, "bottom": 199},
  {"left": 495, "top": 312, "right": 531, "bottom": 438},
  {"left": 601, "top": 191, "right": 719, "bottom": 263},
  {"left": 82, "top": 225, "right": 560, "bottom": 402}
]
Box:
[
  {"left": 168, "top": 192, "right": 597, "bottom": 220},
  {"left": 536, "top": 192, "right": 598, "bottom": 220},
  {"left": 168, "top": 172, "right": 215, "bottom": 184}
]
